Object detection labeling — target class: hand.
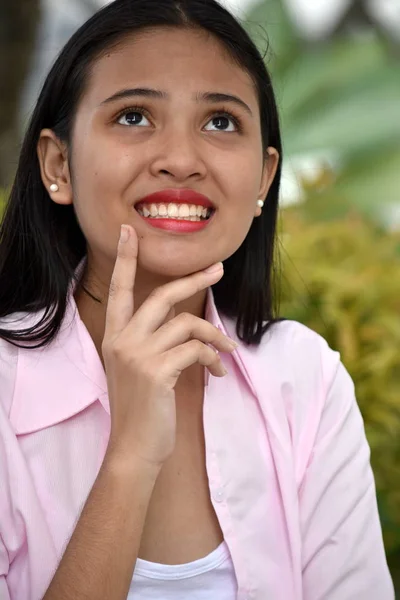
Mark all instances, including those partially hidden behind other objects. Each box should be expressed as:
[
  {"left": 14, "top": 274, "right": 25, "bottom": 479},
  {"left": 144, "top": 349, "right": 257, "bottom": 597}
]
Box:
[{"left": 101, "top": 224, "right": 238, "bottom": 470}]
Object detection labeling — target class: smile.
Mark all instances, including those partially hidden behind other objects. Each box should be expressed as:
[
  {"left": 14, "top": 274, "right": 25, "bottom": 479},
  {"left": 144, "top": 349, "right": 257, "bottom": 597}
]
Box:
[{"left": 136, "top": 202, "right": 213, "bottom": 222}]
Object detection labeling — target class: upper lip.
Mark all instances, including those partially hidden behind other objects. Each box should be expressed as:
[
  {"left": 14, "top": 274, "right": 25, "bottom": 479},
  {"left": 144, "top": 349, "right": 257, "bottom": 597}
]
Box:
[{"left": 135, "top": 189, "right": 215, "bottom": 209}]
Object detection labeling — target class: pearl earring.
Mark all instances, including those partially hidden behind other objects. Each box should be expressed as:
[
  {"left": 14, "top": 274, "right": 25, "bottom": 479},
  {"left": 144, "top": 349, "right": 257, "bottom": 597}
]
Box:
[
  {"left": 50, "top": 183, "right": 59, "bottom": 192},
  {"left": 257, "top": 199, "right": 264, "bottom": 208}
]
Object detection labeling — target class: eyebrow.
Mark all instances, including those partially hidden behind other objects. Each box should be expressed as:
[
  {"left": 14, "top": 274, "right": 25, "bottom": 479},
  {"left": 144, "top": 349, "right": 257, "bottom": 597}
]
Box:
[{"left": 100, "top": 87, "right": 253, "bottom": 117}]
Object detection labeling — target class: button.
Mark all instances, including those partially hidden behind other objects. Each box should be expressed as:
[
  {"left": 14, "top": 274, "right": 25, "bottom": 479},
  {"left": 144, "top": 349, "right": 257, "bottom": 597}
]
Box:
[{"left": 212, "top": 487, "right": 225, "bottom": 503}]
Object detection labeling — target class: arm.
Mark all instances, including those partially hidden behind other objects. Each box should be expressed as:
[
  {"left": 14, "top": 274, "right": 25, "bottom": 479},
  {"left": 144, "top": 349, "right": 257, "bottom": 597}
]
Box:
[
  {"left": 43, "top": 454, "right": 160, "bottom": 600},
  {"left": 300, "top": 357, "right": 395, "bottom": 600}
]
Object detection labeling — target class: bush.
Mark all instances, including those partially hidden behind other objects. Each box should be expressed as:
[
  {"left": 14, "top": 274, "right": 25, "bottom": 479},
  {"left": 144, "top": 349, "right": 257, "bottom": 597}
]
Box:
[{"left": 280, "top": 205, "right": 400, "bottom": 556}]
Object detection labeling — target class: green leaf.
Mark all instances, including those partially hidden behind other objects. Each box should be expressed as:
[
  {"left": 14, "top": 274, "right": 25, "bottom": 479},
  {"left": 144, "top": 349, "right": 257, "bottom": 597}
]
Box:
[
  {"left": 244, "top": 0, "right": 300, "bottom": 74},
  {"left": 331, "top": 146, "right": 400, "bottom": 224},
  {"left": 275, "top": 36, "right": 388, "bottom": 123},
  {"left": 282, "top": 62, "right": 400, "bottom": 157}
]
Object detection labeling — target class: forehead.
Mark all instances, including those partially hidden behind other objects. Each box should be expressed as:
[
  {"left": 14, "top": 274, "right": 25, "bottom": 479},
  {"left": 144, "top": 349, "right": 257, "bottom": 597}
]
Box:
[{"left": 83, "top": 27, "right": 256, "bottom": 106}]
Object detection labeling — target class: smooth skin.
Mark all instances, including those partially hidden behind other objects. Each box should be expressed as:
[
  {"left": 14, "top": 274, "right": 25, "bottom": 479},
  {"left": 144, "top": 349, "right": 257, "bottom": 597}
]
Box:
[{"left": 39, "top": 26, "right": 279, "bottom": 600}]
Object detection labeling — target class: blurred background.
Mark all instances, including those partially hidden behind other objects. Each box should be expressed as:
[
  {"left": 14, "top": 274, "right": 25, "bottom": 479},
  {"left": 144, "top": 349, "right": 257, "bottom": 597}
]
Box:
[{"left": 0, "top": 0, "right": 399, "bottom": 590}]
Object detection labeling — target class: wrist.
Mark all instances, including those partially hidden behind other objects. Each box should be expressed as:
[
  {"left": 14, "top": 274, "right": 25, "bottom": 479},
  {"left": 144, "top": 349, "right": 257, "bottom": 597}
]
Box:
[{"left": 103, "top": 446, "right": 163, "bottom": 482}]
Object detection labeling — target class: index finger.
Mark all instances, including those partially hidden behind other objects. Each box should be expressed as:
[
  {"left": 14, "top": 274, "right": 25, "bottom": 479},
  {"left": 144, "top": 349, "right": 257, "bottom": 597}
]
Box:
[
  {"left": 128, "top": 261, "right": 224, "bottom": 338},
  {"left": 104, "top": 224, "right": 138, "bottom": 341}
]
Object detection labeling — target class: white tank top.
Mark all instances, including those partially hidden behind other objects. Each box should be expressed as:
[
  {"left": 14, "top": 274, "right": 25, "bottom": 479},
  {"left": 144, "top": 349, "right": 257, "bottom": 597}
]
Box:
[{"left": 128, "top": 540, "right": 238, "bottom": 599}]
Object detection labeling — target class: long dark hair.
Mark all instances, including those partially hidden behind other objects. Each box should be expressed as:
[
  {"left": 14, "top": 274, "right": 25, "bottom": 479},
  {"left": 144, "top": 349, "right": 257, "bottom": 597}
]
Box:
[{"left": 0, "top": 0, "right": 285, "bottom": 349}]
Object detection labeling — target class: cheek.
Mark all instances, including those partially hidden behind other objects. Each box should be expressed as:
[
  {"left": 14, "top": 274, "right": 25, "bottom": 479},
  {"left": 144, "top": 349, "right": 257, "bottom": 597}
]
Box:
[
  {"left": 221, "top": 145, "right": 264, "bottom": 194},
  {"left": 69, "top": 143, "right": 131, "bottom": 243},
  {"left": 74, "top": 138, "right": 133, "bottom": 188},
  {"left": 71, "top": 138, "right": 141, "bottom": 223},
  {"left": 216, "top": 164, "right": 261, "bottom": 253},
  {"left": 222, "top": 165, "right": 262, "bottom": 219}
]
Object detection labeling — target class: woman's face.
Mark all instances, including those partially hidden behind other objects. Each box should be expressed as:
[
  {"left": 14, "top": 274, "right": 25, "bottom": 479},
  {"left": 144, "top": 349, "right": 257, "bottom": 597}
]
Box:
[{"left": 40, "top": 27, "right": 279, "bottom": 280}]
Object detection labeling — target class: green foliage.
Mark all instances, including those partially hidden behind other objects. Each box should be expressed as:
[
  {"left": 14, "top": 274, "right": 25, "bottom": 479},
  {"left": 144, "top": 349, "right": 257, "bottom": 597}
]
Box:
[
  {"left": 279, "top": 202, "right": 400, "bottom": 555},
  {"left": 245, "top": 1, "right": 400, "bottom": 225}
]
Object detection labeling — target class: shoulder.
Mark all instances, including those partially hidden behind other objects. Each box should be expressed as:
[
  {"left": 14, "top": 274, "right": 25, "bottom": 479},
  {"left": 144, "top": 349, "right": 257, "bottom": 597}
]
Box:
[
  {"left": 253, "top": 319, "right": 345, "bottom": 422},
  {"left": 226, "top": 317, "right": 357, "bottom": 475},
  {"left": 223, "top": 316, "right": 342, "bottom": 389},
  {"left": 255, "top": 319, "right": 353, "bottom": 416},
  {"left": 263, "top": 319, "right": 341, "bottom": 384}
]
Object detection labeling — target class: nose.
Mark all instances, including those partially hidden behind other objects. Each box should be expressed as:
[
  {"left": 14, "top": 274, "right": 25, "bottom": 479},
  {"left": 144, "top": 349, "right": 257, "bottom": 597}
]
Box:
[{"left": 149, "top": 126, "right": 207, "bottom": 183}]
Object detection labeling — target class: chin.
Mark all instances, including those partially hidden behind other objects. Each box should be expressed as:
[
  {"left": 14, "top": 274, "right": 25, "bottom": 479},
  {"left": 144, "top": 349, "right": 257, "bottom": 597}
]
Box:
[{"left": 138, "top": 254, "right": 209, "bottom": 279}]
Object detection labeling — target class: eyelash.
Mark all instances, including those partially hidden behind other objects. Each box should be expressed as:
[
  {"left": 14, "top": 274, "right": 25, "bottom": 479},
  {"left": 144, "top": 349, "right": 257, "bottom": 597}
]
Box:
[{"left": 114, "top": 104, "right": 243, "bottom": 133}]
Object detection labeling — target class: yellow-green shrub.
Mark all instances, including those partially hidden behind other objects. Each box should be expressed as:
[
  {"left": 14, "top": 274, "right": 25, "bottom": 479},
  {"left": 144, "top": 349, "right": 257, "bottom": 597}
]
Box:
[{"left": 280, "top": 206, "right": 400, "bottom": 553}]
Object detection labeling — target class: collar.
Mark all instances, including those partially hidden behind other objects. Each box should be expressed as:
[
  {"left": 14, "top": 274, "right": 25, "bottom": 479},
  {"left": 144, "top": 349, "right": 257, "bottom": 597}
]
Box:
[{"left": 10, "top": 256, "right": 256, "bottom": 435}]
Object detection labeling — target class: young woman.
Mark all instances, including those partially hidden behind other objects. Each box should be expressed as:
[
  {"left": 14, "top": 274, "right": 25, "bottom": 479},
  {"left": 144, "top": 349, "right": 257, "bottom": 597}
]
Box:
[{"left": 0, "top": 0, "right": 394, "bottom": 598}]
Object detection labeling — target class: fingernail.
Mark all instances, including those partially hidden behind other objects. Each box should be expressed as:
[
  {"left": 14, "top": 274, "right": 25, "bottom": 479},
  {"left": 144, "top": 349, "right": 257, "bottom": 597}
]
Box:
[
  {"left": 217, "top": 326, "right": 238, "bottom": 349},
  {"left": 120, "top": 225, "right": 130, "bottom": 243},
  {"left": 227, "top": 338, "right": 239, "bottom": 349},
  {"left": 203, "top": 262, "right": 223, "bottom": 274}
]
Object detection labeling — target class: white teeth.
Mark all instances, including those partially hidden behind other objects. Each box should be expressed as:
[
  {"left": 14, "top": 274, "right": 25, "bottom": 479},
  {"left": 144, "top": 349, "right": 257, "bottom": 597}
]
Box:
[
  {"left": 178, "top": 204, "right": 190, "bottom": 218},
  {"left": 168, "top": 203, "right": 179, "bottom": 217},
  {"left": 137, "top": 202, "right": 213, "bottom": 221}
]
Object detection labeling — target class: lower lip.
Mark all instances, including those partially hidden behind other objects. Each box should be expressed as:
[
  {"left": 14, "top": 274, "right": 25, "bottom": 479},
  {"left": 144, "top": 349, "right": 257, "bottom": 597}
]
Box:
[{"left": 136, "top": 213, "right": 213, "bottom": 233}]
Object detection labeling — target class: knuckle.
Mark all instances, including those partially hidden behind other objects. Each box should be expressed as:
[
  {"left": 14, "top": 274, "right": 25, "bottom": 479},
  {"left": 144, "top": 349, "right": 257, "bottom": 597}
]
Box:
[
  {"left": 101, "top": 335, "right": 116, "bottom": 355},
  {"left": 105, "top": 339, "right": 124, "bottom": 359},
  {"left": 108, "top": 279, "right": 121, "bottom": 298},
  {"left": 208, "top": 345, "right": 220, "bottom": 363},
  {"left": 151, "top": 286, "right": 175, "bottom": 312},
  {"left": 177, "top": 312, "right": 193, "bottom": 329},
  {"left": 101, "top": 339, "right": 110, "bottom": 355},
  {"left": 190, "top": 338, "right": 204, "bottom": 353},
  {"left": 103, "top": 338, "right": 133, "bottom": 363},
  {"left": 149, "top": 287, "right": 168, "bottom": 305}
]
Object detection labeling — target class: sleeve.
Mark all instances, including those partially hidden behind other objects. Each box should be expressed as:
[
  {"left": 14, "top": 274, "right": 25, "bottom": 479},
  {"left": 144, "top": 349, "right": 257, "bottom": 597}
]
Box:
[{"left": 299, "top": 349, "right": 395, "bottom": 599}]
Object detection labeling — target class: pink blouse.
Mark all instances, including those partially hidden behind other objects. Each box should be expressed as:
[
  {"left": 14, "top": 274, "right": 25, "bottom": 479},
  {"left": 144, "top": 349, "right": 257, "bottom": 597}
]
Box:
[{"left": 0, "top": 256, "right": 394, "bottom": 599}]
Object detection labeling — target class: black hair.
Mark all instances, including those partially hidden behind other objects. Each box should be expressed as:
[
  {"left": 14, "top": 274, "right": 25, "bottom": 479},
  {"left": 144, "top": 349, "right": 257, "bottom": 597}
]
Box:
[{"left": 0, "top": 0, "right": 285, "bottom": 349}]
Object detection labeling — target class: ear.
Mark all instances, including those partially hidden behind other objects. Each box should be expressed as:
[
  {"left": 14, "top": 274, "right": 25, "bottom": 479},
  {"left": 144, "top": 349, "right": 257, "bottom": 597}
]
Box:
[
  {"left": 37, "top": 129, "right": 73, "bottom": 206},
  {"left": 255, "top": 147, "right": 280, "bottom": 217}
]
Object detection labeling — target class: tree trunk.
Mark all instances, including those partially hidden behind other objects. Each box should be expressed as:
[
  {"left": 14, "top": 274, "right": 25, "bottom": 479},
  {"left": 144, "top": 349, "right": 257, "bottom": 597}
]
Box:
[{"left": 0, "top": 0, "right": 41, "bottom": 188}]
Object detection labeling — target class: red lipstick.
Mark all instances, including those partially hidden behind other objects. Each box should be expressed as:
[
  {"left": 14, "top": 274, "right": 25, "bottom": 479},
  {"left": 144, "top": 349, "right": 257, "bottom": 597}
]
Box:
[
  {"left": 136, "top": 188, "right": 214, "bottom": 209},
  {"left": 134, "top": 188, "right": 215, "bottom": 234}
]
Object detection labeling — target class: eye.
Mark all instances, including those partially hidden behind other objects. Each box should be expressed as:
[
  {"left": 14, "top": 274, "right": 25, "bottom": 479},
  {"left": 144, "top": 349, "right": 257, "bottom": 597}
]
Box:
[
  {"left": 116, "top": 108, "right": 151, "bottom": 127},
  {"left": 204, "top": 113, "right": 240, "bottom": 133}
]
